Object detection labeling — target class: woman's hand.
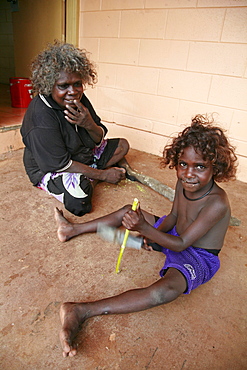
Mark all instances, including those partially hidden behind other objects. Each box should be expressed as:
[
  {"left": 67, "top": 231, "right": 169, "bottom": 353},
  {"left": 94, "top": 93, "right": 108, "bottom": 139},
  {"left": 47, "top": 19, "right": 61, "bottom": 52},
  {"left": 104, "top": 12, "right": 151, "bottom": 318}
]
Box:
[
  {"left": 64, "top": 100, "right": 95, "bottom": 130},
  {"left": 101, "top": 167, "right": 126, "bottom": 184},
  {"left": 64, "top": 100, "right": 104, "bottom": 144}
]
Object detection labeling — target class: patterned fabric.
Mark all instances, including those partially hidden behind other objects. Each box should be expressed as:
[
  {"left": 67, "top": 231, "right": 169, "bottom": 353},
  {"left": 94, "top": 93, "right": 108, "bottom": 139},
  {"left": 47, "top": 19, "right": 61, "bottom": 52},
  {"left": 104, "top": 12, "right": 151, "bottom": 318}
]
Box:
[
  {"left": 153, "top": 216, "right": 220, "bottom": 294},
  {"left": 37, "top": 138, "right": 118, "bottom": 216},
  {"left": 37, "top": 171, "right": 93, "bottom": 216},
  {"left": 38, "top": 172, "right": 89, "bottom": 203}
]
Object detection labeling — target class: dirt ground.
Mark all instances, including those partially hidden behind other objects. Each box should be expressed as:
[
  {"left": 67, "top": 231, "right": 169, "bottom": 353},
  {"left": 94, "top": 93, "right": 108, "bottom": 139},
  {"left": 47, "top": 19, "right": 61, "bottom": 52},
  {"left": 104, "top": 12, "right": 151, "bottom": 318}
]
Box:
[{"left": 0, "top": 148, "right": 246, "bottom": 370}]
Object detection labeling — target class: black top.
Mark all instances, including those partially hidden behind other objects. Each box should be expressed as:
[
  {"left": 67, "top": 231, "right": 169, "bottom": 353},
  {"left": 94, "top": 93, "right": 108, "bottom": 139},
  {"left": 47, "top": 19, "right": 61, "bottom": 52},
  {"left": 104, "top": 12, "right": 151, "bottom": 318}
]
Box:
[{"left": 21, "top": 94, "right": 107, "bottom": 185}]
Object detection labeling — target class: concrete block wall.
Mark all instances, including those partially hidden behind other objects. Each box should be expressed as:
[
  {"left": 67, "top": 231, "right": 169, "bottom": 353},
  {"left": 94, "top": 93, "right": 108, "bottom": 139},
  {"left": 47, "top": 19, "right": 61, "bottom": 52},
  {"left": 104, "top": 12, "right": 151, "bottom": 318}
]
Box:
[{"left": 79, "top": 0, "right": 247, "bottom": 182}]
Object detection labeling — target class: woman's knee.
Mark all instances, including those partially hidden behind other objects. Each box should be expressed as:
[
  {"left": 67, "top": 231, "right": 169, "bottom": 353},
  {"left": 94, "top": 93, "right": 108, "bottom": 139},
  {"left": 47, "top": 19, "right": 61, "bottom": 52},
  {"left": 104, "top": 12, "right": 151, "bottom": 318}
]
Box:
[
  {"left": 65, "top": 197, "right": 92, "bottom": 216},
  {"left": 118, "top": 138, "right": 129, "bottom": 156}
]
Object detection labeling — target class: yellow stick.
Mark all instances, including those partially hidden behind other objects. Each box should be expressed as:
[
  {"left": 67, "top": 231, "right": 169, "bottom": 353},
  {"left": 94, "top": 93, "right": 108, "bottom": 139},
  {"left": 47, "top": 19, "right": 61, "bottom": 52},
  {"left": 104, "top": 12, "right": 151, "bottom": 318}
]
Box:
[{"left": 115, "top": 198, "right": 139, "bottom": 274}]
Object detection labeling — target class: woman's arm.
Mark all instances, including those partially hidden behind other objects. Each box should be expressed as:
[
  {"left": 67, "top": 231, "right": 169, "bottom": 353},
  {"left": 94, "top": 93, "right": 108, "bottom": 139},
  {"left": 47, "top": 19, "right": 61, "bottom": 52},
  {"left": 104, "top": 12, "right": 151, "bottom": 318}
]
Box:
[{"left": 65, "top": 160, "right": 126, "bottom": 184}]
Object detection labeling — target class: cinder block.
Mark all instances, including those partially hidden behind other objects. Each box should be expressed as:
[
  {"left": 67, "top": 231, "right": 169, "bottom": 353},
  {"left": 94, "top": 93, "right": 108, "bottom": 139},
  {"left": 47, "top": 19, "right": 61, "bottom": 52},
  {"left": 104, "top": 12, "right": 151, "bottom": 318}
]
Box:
[
  {"left": 113, "top": 112, "right": 153, "bottom": 132},
  {"left": 230, "top": 138, "right": 247, "bottom": 158},
  {"left": 99, "top": 38, "right": 140, "bottom": 64},
  {"left": 115, "top": 65, "right": 159, "bottom": 94},
  {"left": 97, "top": 88, "right": 179, "bottom": 127},
  {"left": 105, "top": 122, "right": 166, "bottom": 157},
  {"left": 131, "top": 92, "right": 179, "bottom": 123},
  {"left": 102, "top": 0, "right": 144, "bottom": 10},
  {"left": 166, "top": 8, "right": 224, "bottom": 41},
  {"left": 139, "top": 39, "right": 189, "bottom": 69},
  {"left": 96, "top": 108, "right": 114, "bottom": 123},
  {"left": 222, "top": 8, "right": 247, "bottom": 43},
  {"left": 97, "top": 86, "right": 135, "bottom": 115},
  {"left": 145, "top": 0, "right": 197, "bottom": 8},
  {"left": 209, "top": 76, "right": 247, "bottom": 110},
  {"left": 235, "top": 155, "right": 247, "bottom": 183},
  {"left": 187, "top": 42, "right": 247, "bottom": 77},
  {"left": 198, "top": 0, "right": 247, "bottom": 8},
  {"left": 177, "top": 100, "right": 234, "bottom": 129},
  {"left": 97, "top": 63, "right": 117, "bottom": 88},
  {"left": 152, "top": 121, "right": 181, "bottom": 136},
  {"left": 158, "top": 69, "right": 211, "bottom": 103},
  {"left": 80, "top": 11, "right": 120, "bottom": 38},
  {"left": 120, "top": 9, "right": 167, "bottom": 39},
  {"left": 80, "top": 0, "right": 101, "bottom": 11},
  {"left": 84, "top": 87, "right": 98, "bottom": 106},
  {"left": 79, "top": 37, "right": 99, "bottom": 62},
  {"left": 229, "top": 110, "right": 247, "bottom": 143}
]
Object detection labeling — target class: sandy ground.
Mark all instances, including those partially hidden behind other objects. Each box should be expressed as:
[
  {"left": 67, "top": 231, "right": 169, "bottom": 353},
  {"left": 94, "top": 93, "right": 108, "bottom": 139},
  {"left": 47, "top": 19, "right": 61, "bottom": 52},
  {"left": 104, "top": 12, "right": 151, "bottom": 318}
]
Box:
[{"left": 0, "top": 148, "right": 246, "bottom": 370}]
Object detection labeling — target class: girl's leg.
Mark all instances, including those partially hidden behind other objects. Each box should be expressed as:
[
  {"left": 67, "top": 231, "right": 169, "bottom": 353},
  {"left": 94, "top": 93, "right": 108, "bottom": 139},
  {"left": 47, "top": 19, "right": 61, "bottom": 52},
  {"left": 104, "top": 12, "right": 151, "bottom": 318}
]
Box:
[
  {"left": 55, "top": 206, "right": 155, "bottom": 242},
  {"left": 59, "top": 268, "right": 187, "bottom": 357}
]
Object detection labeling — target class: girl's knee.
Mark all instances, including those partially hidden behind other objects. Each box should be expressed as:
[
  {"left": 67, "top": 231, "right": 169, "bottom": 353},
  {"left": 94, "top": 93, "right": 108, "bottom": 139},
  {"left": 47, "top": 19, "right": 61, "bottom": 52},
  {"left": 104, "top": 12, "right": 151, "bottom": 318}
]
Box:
[
  {"left": 149, "top": 287, "right": 175, "bottom": 306},
  {"left": 148, "top": 280, "right": 183, "bottom": 306}
]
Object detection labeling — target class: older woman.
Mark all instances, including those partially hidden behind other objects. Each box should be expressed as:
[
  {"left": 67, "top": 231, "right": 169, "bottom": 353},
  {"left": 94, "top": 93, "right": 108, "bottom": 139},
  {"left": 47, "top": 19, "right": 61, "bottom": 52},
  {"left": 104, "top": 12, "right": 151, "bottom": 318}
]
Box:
[{"left": 21, "top": 41, "right": 130, "bottom": 216}]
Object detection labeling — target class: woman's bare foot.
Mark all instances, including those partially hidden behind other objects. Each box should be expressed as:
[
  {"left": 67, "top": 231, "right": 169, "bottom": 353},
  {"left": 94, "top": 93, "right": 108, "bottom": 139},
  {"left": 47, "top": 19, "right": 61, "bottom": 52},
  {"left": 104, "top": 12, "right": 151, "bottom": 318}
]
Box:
[
  {"left": 54, "top": 207, "right": 75, "bottom": 242},
  {"left": 59, "top": 302, "right": 89, "bottom": 357}
]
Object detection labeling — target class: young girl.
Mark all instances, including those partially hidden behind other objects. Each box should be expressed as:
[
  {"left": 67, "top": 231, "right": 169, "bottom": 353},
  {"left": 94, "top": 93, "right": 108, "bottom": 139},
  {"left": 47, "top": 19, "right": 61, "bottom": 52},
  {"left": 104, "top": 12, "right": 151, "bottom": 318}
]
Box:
[{"left": 55, "top": 115, "right": 237, "bottom": 357}]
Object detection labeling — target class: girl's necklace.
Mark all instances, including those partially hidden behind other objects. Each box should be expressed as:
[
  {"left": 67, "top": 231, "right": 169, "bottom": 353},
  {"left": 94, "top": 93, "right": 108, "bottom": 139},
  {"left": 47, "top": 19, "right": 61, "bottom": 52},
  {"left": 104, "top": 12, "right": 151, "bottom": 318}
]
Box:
[{"left": 183, "top": 180, "right": 215, "bottom": 201}]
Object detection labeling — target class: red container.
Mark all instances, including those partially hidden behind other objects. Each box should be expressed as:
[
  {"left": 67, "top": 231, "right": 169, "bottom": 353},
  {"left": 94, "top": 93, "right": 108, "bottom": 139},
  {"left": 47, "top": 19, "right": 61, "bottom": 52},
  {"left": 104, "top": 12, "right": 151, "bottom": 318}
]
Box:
[{"left": 9, "top": 77, "right": 33, "bottom": 108}]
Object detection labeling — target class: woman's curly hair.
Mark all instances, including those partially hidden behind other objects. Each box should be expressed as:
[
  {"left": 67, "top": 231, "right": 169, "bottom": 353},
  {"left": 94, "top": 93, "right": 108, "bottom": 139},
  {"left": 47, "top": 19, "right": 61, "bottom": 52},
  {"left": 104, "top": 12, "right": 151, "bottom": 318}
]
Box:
[
  {"left": 162, "top": 114, "right": 238, "bottom": 182},
  {"left": 30, "top": 40, "right": 97, "bottom": 95}
]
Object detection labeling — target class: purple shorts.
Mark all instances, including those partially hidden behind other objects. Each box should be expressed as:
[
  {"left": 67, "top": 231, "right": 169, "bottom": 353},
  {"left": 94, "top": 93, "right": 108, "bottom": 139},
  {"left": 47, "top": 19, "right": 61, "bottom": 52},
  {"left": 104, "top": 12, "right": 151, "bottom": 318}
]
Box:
[{"left": 153, "top": 215, "right": 220, "bottom": 294}]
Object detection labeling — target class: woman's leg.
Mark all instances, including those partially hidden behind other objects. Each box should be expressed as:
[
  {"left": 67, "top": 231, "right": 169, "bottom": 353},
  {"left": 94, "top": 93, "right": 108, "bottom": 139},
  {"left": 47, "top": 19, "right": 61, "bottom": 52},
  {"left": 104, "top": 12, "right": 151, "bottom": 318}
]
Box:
[
  {"left": 55, "top": 206, "right": 156, "bottom": 242},
  {"left": 105, "top": 138, "right": 129, "bottom": 167},
  {"left": 59, "top": 267, "right": 187, "bottom": 357}
]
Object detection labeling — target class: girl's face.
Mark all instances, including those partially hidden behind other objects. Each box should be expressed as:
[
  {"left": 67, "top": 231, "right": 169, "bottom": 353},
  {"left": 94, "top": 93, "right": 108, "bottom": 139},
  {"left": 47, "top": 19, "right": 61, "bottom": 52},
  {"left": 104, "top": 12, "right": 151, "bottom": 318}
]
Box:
[
  {"left": 51, "top": 71, "right": 84, "bottom": 109},
  {"left": 176, "top": 146, "right": 214, "bottom": 195}
]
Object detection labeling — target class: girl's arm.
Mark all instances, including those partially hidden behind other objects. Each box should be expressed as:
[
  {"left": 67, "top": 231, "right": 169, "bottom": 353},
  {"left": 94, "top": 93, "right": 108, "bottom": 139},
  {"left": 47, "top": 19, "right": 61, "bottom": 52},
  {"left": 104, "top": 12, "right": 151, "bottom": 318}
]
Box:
[{"left": 122, "top": 191, "right": 229, "bottom": 252}]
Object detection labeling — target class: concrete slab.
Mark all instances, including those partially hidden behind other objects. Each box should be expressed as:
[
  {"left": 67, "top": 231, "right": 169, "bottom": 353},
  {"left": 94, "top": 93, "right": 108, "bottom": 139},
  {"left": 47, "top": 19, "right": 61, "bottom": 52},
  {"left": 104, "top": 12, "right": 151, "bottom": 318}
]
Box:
[{"left": 0, "top": 148, "right": 246, "bottom": 369}]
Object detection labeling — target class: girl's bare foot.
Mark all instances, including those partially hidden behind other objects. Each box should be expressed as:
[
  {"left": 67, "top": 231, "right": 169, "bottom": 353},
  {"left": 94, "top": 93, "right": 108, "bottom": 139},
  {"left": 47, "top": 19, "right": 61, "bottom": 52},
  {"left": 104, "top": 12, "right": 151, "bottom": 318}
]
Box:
[
  {"left": 59, "top": 302, "right": 89, "bottom": 357},
  {"left": 54, "top": 207, "right": 75, "bottom": 242}
]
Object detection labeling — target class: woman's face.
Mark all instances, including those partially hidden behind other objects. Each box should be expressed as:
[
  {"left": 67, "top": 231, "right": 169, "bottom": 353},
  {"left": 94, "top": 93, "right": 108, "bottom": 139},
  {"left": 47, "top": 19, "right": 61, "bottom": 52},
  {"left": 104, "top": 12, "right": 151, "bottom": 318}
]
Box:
[{"left": 51, "top": 71, "right": 84, "bottom": 109}]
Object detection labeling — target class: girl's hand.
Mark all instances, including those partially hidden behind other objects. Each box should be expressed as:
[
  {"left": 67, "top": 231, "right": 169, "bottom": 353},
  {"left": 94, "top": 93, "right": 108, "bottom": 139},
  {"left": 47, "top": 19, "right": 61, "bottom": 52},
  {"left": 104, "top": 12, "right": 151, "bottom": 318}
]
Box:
[
  {"left": 122, "top": 206, "right": 147, "bottom": 232},
  {"left": 142, "top": 238, "right": 154, "bottom": 251}
]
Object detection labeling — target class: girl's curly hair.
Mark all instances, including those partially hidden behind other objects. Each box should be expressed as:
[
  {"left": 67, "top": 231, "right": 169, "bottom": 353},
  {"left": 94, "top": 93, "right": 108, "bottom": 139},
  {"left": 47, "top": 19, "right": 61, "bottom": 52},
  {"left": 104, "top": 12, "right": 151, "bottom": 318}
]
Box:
[
  {"left": 162, "top": 114, "right": 238, "bottom": 182},
  {"left": 30, "top": 40, "right": 97, "bottom": 95}
]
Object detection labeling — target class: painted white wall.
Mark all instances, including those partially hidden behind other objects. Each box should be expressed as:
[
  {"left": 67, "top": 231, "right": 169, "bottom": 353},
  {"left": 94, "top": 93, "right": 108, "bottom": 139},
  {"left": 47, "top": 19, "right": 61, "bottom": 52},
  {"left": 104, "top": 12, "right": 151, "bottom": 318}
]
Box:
[{"left": 79, "top": 0, "right": 247, "bottom": 182}]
